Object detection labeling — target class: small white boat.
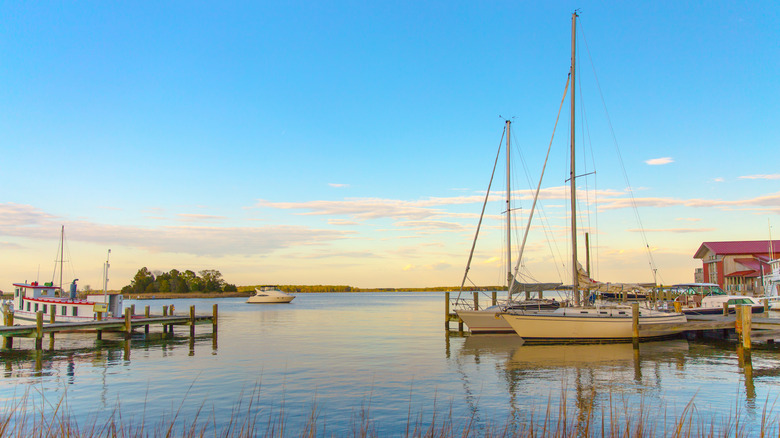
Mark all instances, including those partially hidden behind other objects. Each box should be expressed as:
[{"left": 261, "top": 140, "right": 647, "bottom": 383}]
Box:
[
  {"left": 246, "top": 287, "right": 295, "bottom": 304},
  {"left": 664, "top": 283, "right": 765, "bottom": 315}
]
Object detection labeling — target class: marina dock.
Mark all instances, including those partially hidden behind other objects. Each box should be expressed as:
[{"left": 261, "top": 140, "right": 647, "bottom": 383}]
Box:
[
  {"left": 1, "top": 304, "right": 218, "bottom": 350},
  {"left": 446, "top": 291, "right": 780, "bottom": 349}
]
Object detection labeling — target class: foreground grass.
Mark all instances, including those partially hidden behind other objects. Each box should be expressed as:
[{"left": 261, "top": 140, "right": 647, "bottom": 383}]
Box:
[{"left": 1, "top": 386, "right": 778, "bottom": 437}]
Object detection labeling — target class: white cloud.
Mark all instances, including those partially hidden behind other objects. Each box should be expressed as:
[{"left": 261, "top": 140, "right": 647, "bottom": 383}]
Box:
[
  {"left": 329, "top": 183, "right": 350, "bottom": 188},
  {"left": 0, "top": 203, "right": 350, "bottom": 257},
  {"left": 645, "top": 157, "right": 674, "bottom": 165},
  {"left": 739, "top": 174, "right": 780, "bottom": 180}
]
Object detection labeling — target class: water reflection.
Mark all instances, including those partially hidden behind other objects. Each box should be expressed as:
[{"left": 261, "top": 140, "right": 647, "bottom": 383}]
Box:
[{"left": 452, "top": 334, "right": 770, "bottom": 429}]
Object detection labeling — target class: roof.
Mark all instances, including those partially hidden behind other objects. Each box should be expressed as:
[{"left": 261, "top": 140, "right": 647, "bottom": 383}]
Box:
[
  {"left": 734, "top": 258, "right": 765, "bottom": 271},
  {"left": 694, "top": 240, "right": 780, "bottom": 259},
  {"left": 725, "top": 270, "right": 760, "bottom": 278}
]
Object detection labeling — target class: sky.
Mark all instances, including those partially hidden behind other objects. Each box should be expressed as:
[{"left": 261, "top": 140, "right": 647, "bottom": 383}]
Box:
[{"left": 1, "top": 1, "right": 778, "bottom": 291}]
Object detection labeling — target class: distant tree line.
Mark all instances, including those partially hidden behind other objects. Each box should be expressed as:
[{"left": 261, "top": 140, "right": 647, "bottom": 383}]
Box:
[
  {"left": 237, "top": 285, "right": 504, "bottom": 293},
  {"left": 122, "top": 267, "right": 238, "bottom": 294}
]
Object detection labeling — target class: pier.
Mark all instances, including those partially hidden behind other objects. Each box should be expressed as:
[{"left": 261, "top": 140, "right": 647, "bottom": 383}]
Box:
[
  {"left": 1, "top": 304, "right": 218, "bottom": 350},
  {"left": 446, "top": 291, "right": 780, "bottom": 349}
]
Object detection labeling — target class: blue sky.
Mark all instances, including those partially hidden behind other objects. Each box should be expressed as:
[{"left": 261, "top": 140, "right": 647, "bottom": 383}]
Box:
[{"left": 1, "top": 1, "right": 778, "bottom": 290}]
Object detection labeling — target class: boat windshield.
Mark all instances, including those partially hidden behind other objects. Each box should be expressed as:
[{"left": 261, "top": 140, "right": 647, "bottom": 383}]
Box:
[{"left": 669, "top": 284, "right": 727, "bottom": 296}]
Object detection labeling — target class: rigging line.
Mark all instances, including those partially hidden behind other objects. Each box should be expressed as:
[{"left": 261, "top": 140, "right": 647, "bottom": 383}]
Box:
[
  {"left": 457, "top": 126, "right": 506, "bottom": 300},
  {"left": 576, "top": 50, "right": 599, "bottom": 278},
  {"left": 579, "top": 17, "right": 659, "bottom": 279},
  {"left": 507, "top": 73, "right": 571, "bottom": 298}
]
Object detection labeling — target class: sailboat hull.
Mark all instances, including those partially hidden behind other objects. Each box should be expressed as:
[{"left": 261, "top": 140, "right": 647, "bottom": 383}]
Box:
[
  {"left": 502, "top": 308, "right": 687, "bottom": 342},
  {"left": 456, "top": 308, "right": 514, "bottom": 334}
]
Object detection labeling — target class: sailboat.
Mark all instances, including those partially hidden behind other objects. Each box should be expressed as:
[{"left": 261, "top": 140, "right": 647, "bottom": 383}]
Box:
[
  {"left": 500, "top": 12, "right": 687, "bottom": 342},
  {"left": 454, "top": 120, "right": 562, "bottom": 334}
]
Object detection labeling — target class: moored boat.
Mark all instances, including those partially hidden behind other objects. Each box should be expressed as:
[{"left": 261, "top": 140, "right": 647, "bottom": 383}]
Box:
[
  {"left": 6, "top": 280, "right": 124, "bottom": 324},
  {"left": 501, "top": 305, "right": 686, "bottom": 342},
  {"left": 662, "top": 283, "right": 765, "bottom": 315},
  {"left": 246, "top": 287, "right": 295, "bottom": 304}
]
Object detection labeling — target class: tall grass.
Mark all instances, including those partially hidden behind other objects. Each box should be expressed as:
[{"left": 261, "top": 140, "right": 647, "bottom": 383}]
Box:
[{"left": 1, "top": 385, "right": 777, "bottom": 437}]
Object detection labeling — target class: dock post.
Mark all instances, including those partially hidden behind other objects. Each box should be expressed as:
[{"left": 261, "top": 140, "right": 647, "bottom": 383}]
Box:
[
  {"left": 130, "top": 304, "right": 135, "bottom": 316},
  {"left": 96, "top": 311, "right": 103, "bottom": 340},
  {"left": 445, "top": 292, "right": 450, "bottom": 330},
  {"left": 212, "top": 304, "right": 218, "bottom": 335},
  {"left": 2, "top": 312, "right": 13, "bottom": 349},
  {"left": 473, "top": 292, "right": 479, "bottom": 311},
  {"left": 124, "top": 308, "right": 132, "bottom": 339},
  {"left": 723, "top": 302, "right": 729, "bottom": 316},
  {"left": 492, "top": 291, "right": 497, "bottom": 306},
  {"left": 144, "top": 305, "right": 150, "bottom": 335},
  {"left": 49, "top": 311, "right": 55, "bottom": 342},
  {"left": 741, "top": 305, "right": 752, "bottom": 350},
  {"left": 631, "top": 302, "right": 640, "bottom": 348},
  {"left": 189, "top": 305, "right": 196, "bottom": 338},
  {"left": 162, "top": 305, "right": 169, "bottom": 334},
  {"left": 673, "top": 301, "right": 682, "bottom": 313},
  {"left": 35, "top": 311, "right": 43, "bottom": 350},
  {"left": 764, "top": 298, "right": 769, "bottom": 313}
]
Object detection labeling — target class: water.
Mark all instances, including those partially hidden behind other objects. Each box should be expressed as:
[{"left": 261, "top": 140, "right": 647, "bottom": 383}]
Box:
[{"left": 2, "top": 292, "right": 780, "bottom": 435}]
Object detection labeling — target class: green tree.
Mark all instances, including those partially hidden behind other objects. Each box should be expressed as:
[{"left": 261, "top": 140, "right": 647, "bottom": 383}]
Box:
[
  {"left": 131, "top": 268, "right": 155, "bottom": 294},
  {"left": 199, "top": 270, "right": 224, "bottom": 292}
]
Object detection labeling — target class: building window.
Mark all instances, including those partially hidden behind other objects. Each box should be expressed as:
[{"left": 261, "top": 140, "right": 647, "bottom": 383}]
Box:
[
  {"left": 34, "top": 303, "right": 39, "bottom": 312},
  {"left": 26, "top": 302, "right": 30, "bottom": 311},
  {"left": 43, "top": 304, "right": 48, "bottom": 314},
  {"left": 62, "top": 306, "right": 67, "bottom": 316},
  {"left": 72, "top": 307, "right": 78, "bottom": 317},
  {"left": 709, "top": 264, "right": 718, "bottom": 284}
]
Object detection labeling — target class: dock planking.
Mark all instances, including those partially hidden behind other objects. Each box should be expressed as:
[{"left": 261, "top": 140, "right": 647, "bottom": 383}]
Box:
[{"left": 1, "top": 304, "right": 218, "bottom": 350}]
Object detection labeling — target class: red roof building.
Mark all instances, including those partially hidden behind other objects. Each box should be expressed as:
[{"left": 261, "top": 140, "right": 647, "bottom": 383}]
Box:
[{"left": 693, "top": 240, "right": 780, "bottom": 295}]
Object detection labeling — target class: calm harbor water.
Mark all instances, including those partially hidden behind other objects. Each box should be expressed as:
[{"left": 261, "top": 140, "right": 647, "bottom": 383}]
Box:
[{"left": 3, "top": 292, "right": 780, "bottom": 435}]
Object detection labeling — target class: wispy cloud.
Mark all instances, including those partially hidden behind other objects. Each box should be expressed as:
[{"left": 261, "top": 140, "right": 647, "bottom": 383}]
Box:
[
  {"left": 0, "top": 203, "right": 350, "bottom": 257},
  {"left": 712, "top": 177, "right": 725, "bottom": 183},
  {"left": 645, "top": 157, "right": 674, "bottom": 165},
  {"left": 627, "top": 228, "right": 716, "bottom": 233},
  {"left": 176, "top": 213, "right": 226, "bottom": 223},
  {"left": 329, "top": 183, "right": 350, "bottom": 188},
  {"left": 599, "top": 191, "right": 780, "bottom": 211},
  {"left": 675, "top": 218, "right": 702, "bottom": 222},
  {"left": 739, "top": 174, "right": 780, "bottom": 180}
]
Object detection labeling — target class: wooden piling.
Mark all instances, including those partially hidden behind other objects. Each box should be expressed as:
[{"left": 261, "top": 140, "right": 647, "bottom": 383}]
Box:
[
  {"left": 764, "top": 298, "right": 770, "bottom": 313},
  {"left": 189, "top": 305, "right": 196, "bottom": 338},
  {"left": 473, "top": 292, "right": 479, "bottom": 311},
  {"left": 35, "top": 311, "right": 43, "bottom": 350},
  {"left": 741, "top": 305, "right": 752, "bottom": 350},
  {"left": 162, "top": 305, "right": 169, "bottom": 333},
  {"left": 723, "top": 302, "right": 729, "bottom": 316},
  {"left": 212, "top": 304, "right": 218, "bottom": 335},
  {"left": 492, "top": 291, "right": 497, "bottom": 306},
  {"left": 2, "top": 312, "right": 12, "bottom": 349},
  {"left": 124, "top": 308, "right": 132, "bottom": 339},
  {"left": 97, "top": 311, "right": 103, "bottom": 340},
  {"left": 144, "top": 306, "right": 150, "bottom": 335},
  {"left": 49, "top": 311, "right": 55, "bottom": 341},
  {"left": 444, "top": 292, "right": 450, "bottom": 329},
  {"left": 631, "top": 302, "right": 639, "bottom": 347}
]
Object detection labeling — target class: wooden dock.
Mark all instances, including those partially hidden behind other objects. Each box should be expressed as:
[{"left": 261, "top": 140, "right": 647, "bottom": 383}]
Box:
[
  {"left": 445, "top": 292, "right": 780, "bottom": 350},
  {"left": 1, "top": 304, "right": 218, "bottom": 350}
]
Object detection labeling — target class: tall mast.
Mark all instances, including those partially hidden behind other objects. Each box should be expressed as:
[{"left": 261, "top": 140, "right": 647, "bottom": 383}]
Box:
[
  {"left": 570, "top": 11, "right": 579, "bottom": 305},
  {"left": 59, "top": 225, "right": 64, "bottom": 290},
  {"left": 506, "top": 119, "right": 513, "bottom": 288}
]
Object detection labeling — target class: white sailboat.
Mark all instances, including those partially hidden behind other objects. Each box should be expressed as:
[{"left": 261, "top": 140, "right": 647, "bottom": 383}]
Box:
[
  {"left": 501, "top": 12, "right": 686, "bottom": 342},
  {"left": 454, "top": 120, "right": 561, "bottom": 333}
]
